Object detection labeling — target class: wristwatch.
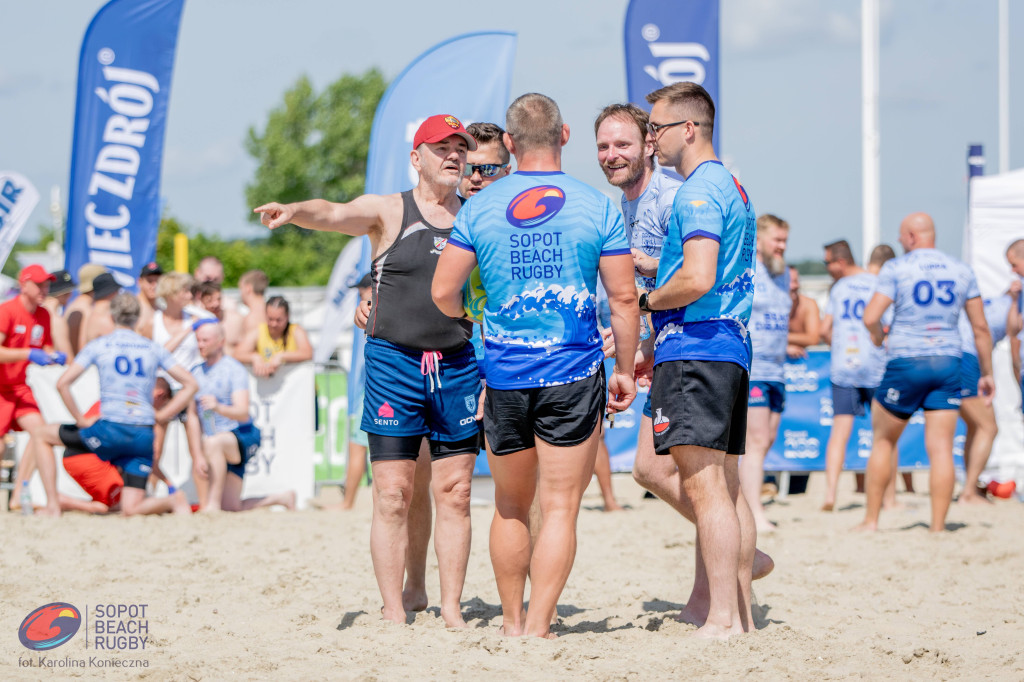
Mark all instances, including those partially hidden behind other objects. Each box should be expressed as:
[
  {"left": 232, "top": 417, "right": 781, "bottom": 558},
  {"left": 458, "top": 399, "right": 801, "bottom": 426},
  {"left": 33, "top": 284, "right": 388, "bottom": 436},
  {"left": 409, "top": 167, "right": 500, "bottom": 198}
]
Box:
[{"left": 638, "top": 292, "right": 656, "bottom": 313}]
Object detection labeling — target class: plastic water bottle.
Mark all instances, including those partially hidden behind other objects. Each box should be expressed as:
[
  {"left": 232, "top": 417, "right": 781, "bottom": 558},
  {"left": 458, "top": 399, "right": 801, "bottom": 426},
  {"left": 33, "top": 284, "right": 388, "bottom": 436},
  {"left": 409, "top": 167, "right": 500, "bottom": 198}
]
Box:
[{"left": 19, "top": 481, "right": 32, "bottom": 516}]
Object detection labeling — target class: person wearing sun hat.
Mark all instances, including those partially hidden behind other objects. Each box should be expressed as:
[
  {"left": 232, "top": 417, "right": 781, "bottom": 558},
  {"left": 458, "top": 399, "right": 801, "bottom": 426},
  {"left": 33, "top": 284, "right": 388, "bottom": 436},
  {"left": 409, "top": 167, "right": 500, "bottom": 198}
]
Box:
[
  {"left": 63, "top": 263, "right": 107, "bottom": 356},
  {"left": 82, "top": 272, "right": 122, "bottom": 344},
  {"left": 3, "top": 265, "right": 66, "bottom": 515}
]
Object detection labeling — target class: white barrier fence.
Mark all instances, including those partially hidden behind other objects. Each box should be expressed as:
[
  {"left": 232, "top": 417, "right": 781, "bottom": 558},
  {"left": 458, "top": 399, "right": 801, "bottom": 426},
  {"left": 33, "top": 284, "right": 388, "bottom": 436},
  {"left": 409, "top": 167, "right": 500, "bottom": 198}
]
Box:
[{"left": 18, "top": 363, "right": 315, "bottom": 510}]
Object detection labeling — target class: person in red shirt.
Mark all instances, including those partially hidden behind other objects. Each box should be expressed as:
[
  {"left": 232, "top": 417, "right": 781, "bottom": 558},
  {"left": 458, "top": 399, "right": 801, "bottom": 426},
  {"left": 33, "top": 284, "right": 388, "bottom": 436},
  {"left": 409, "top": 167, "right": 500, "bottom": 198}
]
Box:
[{"left": 4, "top": 265, "right": 67, "bottom": 515}]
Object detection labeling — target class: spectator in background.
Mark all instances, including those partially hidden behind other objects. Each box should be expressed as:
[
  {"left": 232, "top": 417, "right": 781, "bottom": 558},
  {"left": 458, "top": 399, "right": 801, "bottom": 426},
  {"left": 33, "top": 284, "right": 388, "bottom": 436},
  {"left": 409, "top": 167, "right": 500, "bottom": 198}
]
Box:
[
  {"left": 137, "top": 262, "right": 163, "bottom": 335},
  {"left": 43, "top": 270, "right": 75, "bottom": 357},
  {"left": 140, "top": 272, "right": 210, "bottom": 385},
  {"left": 4, "top": 265, "right": 66, "bottom": 515},
  {"left": 194, "top": 255, "right": 225, "bottom": 285},
  {"left": 228, "top": 269, "right": 268, "bottom": 351},
  {"left": 787, "top": 266, "right": 821, "bottom": 359},
  {"left": 82, "top": 273, "right": 121, "bottom": 344},
  {"left": 235, "top": 296, "right": 312, "bottom": 377},
  {"left": 194, "top": 281, "right": 223, "bottom": 320},
  {"left": 187, "top": 320, "right": 295, "bottom": 512},
  {"left": 64, "top": 263, "right": 106, "bottom": 356},
  {"left": 193, "top": 255, "right": 244, "bottom": 351}
]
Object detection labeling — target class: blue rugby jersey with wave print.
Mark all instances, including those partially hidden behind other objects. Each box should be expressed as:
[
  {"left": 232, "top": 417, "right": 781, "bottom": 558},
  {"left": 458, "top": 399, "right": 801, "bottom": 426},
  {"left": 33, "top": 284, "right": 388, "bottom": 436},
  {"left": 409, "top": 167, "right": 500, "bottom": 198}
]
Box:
[
  {"left": 448, "top": 171, "right": 630, "bottom": 389},
  {"left": 651, "top": 160, "right": 757, "bottom": 370}
]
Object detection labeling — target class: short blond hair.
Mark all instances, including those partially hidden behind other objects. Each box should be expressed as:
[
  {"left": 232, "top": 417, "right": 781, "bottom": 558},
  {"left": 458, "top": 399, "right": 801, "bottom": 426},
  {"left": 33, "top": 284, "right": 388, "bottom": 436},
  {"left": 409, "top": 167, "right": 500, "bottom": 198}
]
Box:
[{"left": 156, "top": 272, "right": 194, "bottom": 300}]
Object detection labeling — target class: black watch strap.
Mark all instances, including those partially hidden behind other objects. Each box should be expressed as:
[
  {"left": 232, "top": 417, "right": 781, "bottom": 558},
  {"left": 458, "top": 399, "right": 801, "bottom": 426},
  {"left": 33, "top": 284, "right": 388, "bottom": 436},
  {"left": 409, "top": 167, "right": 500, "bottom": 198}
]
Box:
[{"left": 639, "top": 292, "right": 655, "bottom": 314}]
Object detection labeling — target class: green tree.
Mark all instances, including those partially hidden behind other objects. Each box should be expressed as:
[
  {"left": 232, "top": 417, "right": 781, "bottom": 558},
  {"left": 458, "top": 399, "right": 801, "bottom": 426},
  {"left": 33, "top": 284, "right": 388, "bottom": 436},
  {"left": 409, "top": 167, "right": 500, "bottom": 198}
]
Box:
[{"left": 244, "top": 69, "right": 388, "bottom": 284}]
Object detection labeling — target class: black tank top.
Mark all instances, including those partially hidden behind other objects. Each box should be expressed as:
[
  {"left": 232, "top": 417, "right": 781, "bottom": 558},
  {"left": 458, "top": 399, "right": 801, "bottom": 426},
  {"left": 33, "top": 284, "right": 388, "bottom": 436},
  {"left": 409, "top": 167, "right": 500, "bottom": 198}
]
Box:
[{"left": 366, "top": 190, "right": 472, "bottom": 352}]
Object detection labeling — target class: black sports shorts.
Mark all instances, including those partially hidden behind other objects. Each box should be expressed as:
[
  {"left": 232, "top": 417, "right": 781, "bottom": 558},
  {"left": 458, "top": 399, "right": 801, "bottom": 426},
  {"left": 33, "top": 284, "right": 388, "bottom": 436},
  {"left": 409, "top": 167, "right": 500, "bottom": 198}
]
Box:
[
  {"left": 649, "top": 359, "right": 748, "bottom": 456},
  {"left": 484, "top": 367, "right": 606, "bottom": 456}
]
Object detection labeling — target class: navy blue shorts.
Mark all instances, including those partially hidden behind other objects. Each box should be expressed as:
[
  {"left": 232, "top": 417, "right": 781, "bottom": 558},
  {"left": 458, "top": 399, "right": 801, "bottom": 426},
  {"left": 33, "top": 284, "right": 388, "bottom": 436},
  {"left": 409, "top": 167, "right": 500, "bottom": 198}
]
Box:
[
  {"left": 227, "top": 422, "right": 261, "bottom": 479},
  {"left": 875, "top": 355, "right": 961, "bottom": 419},
  {"left": 642, "top": 393, "right": 652, "bottom": 418},
  {"left": 748, "top": 381, "right": 785, "bottom": 413},
  {"left": 831, "top": 384, "right": 875, "bottom": 417},
  {"left": 361, "top": 337, "right": 480, "bottom": 443},
  {"left": 960, "top": 352, "right": 980, "bottom": 399},
  {"left": 59, "top": 420, "right": 153, "bottom": 480}
]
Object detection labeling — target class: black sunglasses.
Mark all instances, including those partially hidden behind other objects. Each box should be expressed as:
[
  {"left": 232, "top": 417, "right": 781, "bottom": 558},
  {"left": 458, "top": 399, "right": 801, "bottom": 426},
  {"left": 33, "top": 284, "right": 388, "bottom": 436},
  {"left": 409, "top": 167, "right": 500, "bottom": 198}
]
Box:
[
  {"left": 462, "top": 163, "right": 508, "bottom": 178},
  {"left": 647, "top": 120, "right": 700, "bottom": 135}
]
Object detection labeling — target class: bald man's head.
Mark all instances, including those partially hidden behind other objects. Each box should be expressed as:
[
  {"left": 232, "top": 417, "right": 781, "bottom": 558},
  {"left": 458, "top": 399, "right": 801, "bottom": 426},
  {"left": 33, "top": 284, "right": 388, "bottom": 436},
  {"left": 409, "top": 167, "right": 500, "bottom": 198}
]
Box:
[
  {"left": 1006, "top": 239, "right": 1024, "bottom": 277},
  {"left": 195, "top": 320, "right": 225, "bottom": 360},
  {"left": 898, "top": 212, "right": 936, "bottom": 253}
]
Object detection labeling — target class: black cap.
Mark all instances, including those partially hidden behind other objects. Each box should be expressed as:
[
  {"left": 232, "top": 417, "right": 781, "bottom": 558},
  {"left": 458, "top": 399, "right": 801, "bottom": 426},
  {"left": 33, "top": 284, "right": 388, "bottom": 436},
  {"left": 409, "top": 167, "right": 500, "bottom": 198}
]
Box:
[
  {"left": 91, "top": 272, "right": 121, "bottom": 299},
  {"left": 49, "top": 270, "right": 76, "bottom": 296},
  {"left": 139, "top": 261, "right": 164, "bottom": 277},
  {"left": 350, "top": 273, "right": 372, "bottom": 289}
]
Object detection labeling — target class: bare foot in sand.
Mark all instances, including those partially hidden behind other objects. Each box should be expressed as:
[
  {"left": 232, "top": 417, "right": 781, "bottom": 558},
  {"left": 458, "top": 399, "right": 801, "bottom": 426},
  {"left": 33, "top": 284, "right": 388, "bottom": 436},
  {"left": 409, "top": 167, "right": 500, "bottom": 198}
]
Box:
[
  {"left": 402, "top": 586, "right": 428, "bottom": 612},
  {"left": 36, "top": 505, "right": 62, "bottom": 517},
  {"left": 752, "top": 549, "right": 775, "bottom": 580},
  {"left": 851, "top": 521, "right": 877, "bottom": 533},
  {"left": 692, "top": 623, "right": 743, "bottom": 640},
  {"left": 957, "top": 492, "right": 992, "bottom": 506},
  {"left": 380, "top": 605, "right": 405, "bottom": 624},
  {"left": 441, "top": 606, "right": 467, "bottom": 629},
  {"left": 675, "top": 602, "right": 708, "bottom": 627},
  {"left": 820, "top": 502, "right": 834, "bottom": 512},
  {"left": 524, "top": 629, "right": 557, "bottom": 639}
]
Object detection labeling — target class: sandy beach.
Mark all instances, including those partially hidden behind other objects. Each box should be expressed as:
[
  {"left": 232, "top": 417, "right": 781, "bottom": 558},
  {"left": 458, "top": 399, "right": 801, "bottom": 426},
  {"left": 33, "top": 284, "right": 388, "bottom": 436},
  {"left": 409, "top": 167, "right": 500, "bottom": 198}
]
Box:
[{"left": 2, "top": 472, "right": 1022, "bottom": 680}]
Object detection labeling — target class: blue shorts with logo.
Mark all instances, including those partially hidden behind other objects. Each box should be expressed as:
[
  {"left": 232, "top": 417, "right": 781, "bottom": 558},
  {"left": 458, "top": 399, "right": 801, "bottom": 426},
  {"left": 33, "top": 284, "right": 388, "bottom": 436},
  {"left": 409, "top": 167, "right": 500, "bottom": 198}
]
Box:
[
  {"left": 361, "top": 337, "right": 480, "bottom": 443},
  {"left": 875, "top": 355, "right": 961, "bottom": 419},
  {"left": 227, "top": 422, "right": 261, "bottom": 478},
  {"left": 960, "top": 352, "right": 980, "bottom": 399},
  {"left": 831, "top": 384, "right": 875, "bottom": 417},
  {"left": 749, "top": 381, "right": 786, "bottom": 413},
  {"left": 77, "top": 419, "right": 154, "bottom": 479}
]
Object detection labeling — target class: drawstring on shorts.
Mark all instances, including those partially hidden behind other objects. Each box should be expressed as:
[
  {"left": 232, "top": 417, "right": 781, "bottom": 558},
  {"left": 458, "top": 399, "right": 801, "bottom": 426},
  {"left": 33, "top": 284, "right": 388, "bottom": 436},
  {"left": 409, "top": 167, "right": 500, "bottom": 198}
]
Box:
[{"left": 420, "top": 351, "right": 443, "bottom": 392}]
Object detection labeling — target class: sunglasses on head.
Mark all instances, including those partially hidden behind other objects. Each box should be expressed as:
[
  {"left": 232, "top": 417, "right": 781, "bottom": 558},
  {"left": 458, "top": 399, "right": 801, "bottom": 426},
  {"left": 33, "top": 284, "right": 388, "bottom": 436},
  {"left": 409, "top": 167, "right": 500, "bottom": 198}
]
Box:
[{"left": 462, "top": 163, "right": 508, "bottom": 178}]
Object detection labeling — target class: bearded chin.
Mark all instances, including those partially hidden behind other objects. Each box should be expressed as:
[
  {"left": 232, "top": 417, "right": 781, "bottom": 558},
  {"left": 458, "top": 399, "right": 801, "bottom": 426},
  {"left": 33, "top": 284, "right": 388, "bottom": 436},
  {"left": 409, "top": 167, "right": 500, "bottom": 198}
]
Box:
[{"left": 765, "top": 255, "right": 786, "bottom": 276}]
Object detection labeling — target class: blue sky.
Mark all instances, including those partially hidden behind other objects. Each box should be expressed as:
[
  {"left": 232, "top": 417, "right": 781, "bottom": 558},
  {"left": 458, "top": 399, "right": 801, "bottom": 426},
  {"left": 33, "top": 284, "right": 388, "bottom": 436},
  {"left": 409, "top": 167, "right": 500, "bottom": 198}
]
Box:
[{"left": 1, "top": 0, "right": 1021, "bottom": 263}]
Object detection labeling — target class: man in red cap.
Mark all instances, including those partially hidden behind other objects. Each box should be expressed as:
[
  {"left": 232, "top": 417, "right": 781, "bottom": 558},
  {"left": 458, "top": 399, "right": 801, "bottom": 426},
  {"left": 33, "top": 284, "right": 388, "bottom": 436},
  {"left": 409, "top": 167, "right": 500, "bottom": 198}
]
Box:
[
  {"left": 255, "top": 114, "right": 481, "bottom": 628},
  {"left": 3, "top": 265, "right": 67, "bottom": 515}
]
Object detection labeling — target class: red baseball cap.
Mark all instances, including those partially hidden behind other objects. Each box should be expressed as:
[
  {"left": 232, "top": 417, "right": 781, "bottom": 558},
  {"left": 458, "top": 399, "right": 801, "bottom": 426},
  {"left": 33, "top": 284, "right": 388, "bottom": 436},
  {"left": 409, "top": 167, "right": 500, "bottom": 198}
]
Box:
[
  {"left": 412, "top": 115, "right": 477, "bottom": 151},
  {"left": 18, "top": 264, "right": 57, "bottom": 285}
]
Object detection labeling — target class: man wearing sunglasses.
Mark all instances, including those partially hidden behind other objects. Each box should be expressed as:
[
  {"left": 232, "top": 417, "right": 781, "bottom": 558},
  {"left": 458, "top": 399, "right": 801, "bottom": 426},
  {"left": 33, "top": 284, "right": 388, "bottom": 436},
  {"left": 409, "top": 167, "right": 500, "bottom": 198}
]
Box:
[
  {"left": 638, "top": 82, "right": 758, "bottom": 639},
  {"left": 459, "top": 122, "right": 512, "bottom": 198}
]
